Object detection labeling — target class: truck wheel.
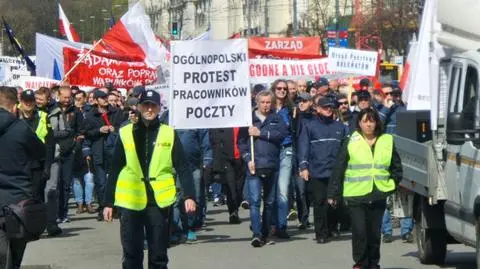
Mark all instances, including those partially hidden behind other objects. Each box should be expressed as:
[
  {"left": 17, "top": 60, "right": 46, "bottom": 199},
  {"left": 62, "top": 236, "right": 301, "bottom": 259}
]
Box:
[{"left": 415, "top": 206, "right": 447, "bottom": 264}]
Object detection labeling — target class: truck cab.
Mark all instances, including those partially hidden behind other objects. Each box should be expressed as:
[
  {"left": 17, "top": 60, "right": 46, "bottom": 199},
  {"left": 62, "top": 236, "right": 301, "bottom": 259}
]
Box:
[{"left": 394, "top": 1, "right": 480, "bottom": 267}]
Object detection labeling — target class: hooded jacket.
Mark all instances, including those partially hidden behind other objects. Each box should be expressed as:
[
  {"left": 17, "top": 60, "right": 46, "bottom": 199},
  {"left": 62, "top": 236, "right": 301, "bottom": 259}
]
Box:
[{"left": 0, "top": 108, "right": 45, "bottom": 212}]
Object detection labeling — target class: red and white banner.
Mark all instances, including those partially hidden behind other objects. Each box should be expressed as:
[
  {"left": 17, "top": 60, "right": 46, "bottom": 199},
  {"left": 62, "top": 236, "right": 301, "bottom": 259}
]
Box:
[
  {"left": 63, "top": 47, "right": 157, "bottom": 88},
  {"left": 58, "top": 4, "right": 80, "bottom": 42},
  {"left": 248, "top": 37, "right": 322, "bottom": 60},
  {"left": 100, "top": 2, "right": 167, "bottom": 68},
  {"left": 249, "top": 58, "right": 333, "bottom": 84}
]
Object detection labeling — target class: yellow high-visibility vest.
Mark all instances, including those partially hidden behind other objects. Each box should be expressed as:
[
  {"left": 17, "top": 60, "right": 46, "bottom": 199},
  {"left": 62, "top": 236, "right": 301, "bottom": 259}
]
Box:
[
  {"left": 35, "top": 111, "right": 48, "bottom": 143},
  {"left": 343, "top": 131, "right": 396, "bottom": 197},
  {"left": 114, "top": 123, "right": 176, "bottom": 210}
]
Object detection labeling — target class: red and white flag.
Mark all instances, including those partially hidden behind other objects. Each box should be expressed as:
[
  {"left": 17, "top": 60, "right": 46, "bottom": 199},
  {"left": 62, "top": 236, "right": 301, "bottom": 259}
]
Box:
[
  {"left": 58, "top": 4, "right": 80, "bottom": 42},
  {"left": 100, "top": 2, "right": 167, "bottom": 68}
]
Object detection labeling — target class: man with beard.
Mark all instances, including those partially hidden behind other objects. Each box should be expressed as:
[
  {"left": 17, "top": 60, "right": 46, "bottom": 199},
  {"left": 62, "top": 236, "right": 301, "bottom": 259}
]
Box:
[{"left": 84, "top": 89, "right": 125, "bottom": 221}]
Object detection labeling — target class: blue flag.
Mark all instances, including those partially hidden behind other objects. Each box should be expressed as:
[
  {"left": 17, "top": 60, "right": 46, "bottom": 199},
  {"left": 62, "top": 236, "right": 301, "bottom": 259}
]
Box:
[
  {"left": 109, "top": 12, "right": 115, "bottom": 29},
  {"left": 2, "top": 18, "right": 36, "bottom": 75},
  {"left": 53, "top": 59, "right": 62, "bottom": 80}
]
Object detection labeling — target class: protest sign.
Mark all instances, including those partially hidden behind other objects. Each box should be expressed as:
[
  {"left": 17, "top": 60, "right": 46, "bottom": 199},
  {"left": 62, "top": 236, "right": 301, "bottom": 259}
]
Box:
[
  {"left": 249, "top": 37, "right": 322, "bottom": 59},
  {"left": 63, "top": 47, "right": 157, "bottom": 88},
  {"left": 16, "top": 76, "right": 60, "bottom": 89},
  {"left": 169, "top": 39, "right": 251, "bottom": 129},
  {"left": 328, "top": 47, "right": 378, "bottom": 76},
  {"left": 249, "top": 58, "right": 333, "bottom": 84},
  {"left": 0, "top": 56, "right": 29, "bottom": 85}
]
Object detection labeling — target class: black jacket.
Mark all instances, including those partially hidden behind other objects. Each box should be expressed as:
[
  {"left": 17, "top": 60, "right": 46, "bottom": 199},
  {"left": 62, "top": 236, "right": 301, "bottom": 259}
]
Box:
[
  {"left": 105, "top": 117, "right": 194, "bottom": 207},
  {"left": 84, "top": 106, "right": 125, "bottom": 166},
  {"left": 210, "top": 128, "right": 237, "bottom": 173},
  {"left": 328, "top": 134, "right": 403, "bottom": 203},
  {"left": 19, "top": 109, "right": 50, "bottom": 170},
  {"left": 0, "top": 109, "right": 45, "bottom": 212}
]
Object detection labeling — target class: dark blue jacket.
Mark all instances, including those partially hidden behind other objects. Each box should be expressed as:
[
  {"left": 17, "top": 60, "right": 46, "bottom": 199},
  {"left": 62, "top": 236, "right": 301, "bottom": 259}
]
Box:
[
  {"left": 238, "top": 110, "right": 288, "bottom": 171},
  {"left": 176, "top": 129, "right": 213, "bottom": 171},
  {"left": 378, "top": 103, "right": 406, "bottom": 134},
  {"left": 159, "top": 110, "right": 212, "bottom": 170},
  {"left": 298, "top": 115, "right": 347, "bottom": 179}
]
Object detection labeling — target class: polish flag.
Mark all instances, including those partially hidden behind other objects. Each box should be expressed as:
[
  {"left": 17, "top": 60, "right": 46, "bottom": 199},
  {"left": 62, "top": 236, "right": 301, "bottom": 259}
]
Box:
[
  {"left": 101, "top": 2, "right": 166, "bottom": 68},
  {"left": 58, "top": 4, "right": 80, "bottom": 42}
]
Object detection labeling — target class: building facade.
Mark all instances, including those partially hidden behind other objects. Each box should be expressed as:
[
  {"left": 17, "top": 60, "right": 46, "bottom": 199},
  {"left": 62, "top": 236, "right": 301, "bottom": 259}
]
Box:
[{"left": 134, "top": 0, "right": 356, "bottom": 39}]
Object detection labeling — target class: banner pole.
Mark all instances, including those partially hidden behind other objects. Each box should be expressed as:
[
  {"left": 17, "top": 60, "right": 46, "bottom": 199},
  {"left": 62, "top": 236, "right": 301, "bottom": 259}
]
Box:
[
  {"left": 61, "top": 39, "right": 103, "bottom": 84},
  {"left": 250, "top": 136, "right": 255, "bottom": 174}
]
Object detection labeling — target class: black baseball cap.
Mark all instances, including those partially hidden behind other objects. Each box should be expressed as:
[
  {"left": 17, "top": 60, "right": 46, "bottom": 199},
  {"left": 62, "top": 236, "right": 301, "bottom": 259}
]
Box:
[
  {"left": 94, "top": 90, "right": 108, "bottom": 99},
  {"left": 357, "top": 90, "right": 371, "bottom": 100},
  {"left": 317, "top": 97, "right": 335, "bottom": 107},
  {"left": 21, "top": 89, "right": 35, "bottom": 101},
  {"left": 297, "top": 92, "right": 312, "bottom": 102},
  {"left": 360, "top": 78, "right": 371, "bottom": 87},
  {"left": 139, "top": 90, "right": 160, "bottom": 106}
]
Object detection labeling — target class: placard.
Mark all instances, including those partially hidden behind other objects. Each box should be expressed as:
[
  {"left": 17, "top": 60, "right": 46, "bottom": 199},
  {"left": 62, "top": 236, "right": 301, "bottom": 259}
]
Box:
[
  {"left": 169, "top": 39, "right": 251, "bottom": 129},
  {"left": 328, "top": 47, "right": 378, "bottom": 76},
  {"left": 249, "top": 58, "right": 333, "bottom": 83}
]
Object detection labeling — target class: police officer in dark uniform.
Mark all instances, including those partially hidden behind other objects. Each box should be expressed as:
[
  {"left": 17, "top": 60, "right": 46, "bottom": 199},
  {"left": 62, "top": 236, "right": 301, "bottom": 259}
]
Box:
[
  {"left": 297, "top": 96, "right": 348, "bottom": 243},
  {"left": 104, "top": 90, "right": 195, "bottom": 269}
]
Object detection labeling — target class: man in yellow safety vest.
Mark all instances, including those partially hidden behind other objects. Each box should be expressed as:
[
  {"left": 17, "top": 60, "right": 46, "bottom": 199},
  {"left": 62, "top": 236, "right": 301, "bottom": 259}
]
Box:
[
  {"left": 104, "top": 89, "right": 196, "bottom": 269},
  {"left": 18, "top": 89, "right": 50, "bottom": 201}
]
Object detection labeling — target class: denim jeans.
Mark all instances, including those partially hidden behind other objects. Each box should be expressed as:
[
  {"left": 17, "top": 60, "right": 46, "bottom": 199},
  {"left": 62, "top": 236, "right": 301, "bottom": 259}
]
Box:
[
  {"left": 187, "top": 169, "right": 205, "bottom": 230},
  {"left": 381, "top": 210, "right": 413, "bottom": 236},
  {"left": 72, "top": 172, "right": 95, "bottom": 205},
  {"left": 94, "top": 164, "right": 107, "bottom": 209},
  {"left": 247, "top": 170, "right": 277, "bottom": 239},
  {"left": 274, "top": 146, "right": 293, "bottom": 230},
  {"left": 211, "top": 183, "right": 222, "bottom": 200}
]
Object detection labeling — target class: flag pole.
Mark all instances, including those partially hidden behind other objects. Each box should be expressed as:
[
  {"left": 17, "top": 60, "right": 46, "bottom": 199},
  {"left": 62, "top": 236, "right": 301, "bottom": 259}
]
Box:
[{"left": 61, "top": 39, "right": 103, "bottom": 84}]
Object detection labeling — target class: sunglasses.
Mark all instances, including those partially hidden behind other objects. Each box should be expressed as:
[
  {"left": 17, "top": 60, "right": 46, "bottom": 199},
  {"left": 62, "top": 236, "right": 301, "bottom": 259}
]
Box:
[
  {"left": 276, "top": 87, "right": 287, "bottom": 91},
  {"left": 384, "top": 92, "right": 393, "bottom": 96},
  {"left": 338, "top": 101, "right": 349, "bottom": 105}
]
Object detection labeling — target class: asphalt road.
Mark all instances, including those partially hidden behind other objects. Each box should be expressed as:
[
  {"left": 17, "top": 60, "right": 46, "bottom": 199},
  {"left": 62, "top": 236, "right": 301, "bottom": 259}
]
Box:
[{"left": 21, "top": 203, "right": 477, "bottom": 269}]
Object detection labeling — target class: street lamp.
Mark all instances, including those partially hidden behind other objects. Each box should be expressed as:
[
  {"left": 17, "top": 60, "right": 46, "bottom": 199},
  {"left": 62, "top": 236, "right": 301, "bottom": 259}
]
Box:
[
  {"left": 90, "top": 16, "right": 96, "bottom": 43},
  {"left": 104, "top": 18, "right": 111, "bottom": 32},
  {"left": 79, "top": 19, "right": 86, "bottom": 41}
]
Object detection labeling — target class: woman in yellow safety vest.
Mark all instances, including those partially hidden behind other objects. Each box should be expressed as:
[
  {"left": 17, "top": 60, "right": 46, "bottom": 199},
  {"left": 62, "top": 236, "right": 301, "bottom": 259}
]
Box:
[{"left": 327, "top": 108, "right": 403, "bottom": 269}]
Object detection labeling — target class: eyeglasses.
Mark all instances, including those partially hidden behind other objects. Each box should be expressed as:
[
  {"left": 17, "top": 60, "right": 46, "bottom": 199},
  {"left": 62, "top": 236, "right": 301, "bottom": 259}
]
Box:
[
  {"left": 338, "top": 101, "right": 349, "bottom": 105},
  {"left": 276, "top": 87, "right": 287, "bottom": 91}
]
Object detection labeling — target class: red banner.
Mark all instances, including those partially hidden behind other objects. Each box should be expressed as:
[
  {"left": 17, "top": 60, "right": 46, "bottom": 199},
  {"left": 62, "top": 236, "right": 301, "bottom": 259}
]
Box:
[
  {"left": 248, "top": 37, "right": 323, "bottom": 60},
  {"left": 63, "top": 47, "right": 157, "bottom": 88}
]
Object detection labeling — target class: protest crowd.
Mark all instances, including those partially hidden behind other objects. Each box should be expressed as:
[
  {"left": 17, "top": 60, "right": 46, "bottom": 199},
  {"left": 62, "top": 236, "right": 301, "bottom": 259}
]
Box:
[
  {"left": 0, "top": 75, "right": 410, "bottom": 269},
  {"left": 0, "top": 2, "right": 424, "bottom": 269}
]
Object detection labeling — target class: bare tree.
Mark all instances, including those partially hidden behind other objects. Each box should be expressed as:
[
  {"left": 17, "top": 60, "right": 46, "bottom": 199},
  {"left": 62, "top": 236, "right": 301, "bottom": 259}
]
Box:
[{"left": 299, "top": 0, "right": 333, "bottom": 37}]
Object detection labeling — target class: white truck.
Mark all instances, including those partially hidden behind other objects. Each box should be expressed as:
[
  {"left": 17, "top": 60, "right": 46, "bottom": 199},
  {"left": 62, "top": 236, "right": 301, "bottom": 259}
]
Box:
[{"left": 395, "top": 0, "right": 480, "bottom": 267}]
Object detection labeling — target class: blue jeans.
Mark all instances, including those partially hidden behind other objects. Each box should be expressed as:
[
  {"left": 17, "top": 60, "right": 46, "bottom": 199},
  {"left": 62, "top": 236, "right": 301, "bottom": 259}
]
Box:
[
  {"left": 274, "top": 146, "right": 293, "bottom": 230},
  {"left": 187, "top": 169, "right": 205, "bottom": 230},
  {"left": 381, "top": 210, "right": 413, "bottom": 236},
  {"left": 247, "top": 170, "right": 277, "bottom": 239},
  {"left": 211, "top": 183, "right": 222, "bottom": 200},
  {"left": 72, "top": 172, "right": 95, "bottom": 204}
]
